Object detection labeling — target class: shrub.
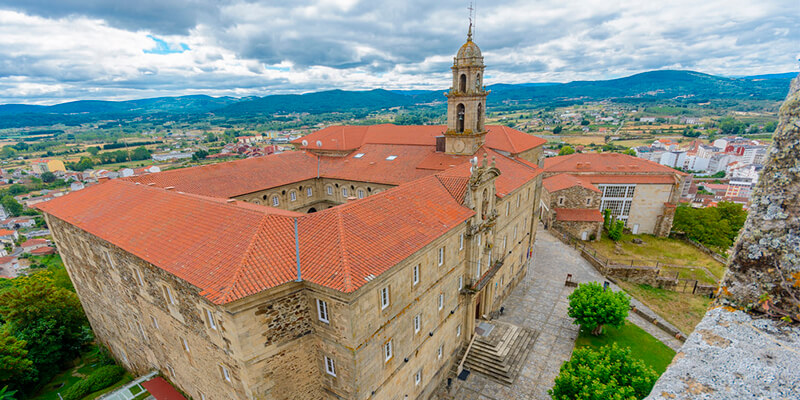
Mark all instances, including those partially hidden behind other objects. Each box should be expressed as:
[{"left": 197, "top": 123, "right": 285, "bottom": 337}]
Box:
[
  {"left": 568, "top": 282, "right": 629, "bottom": 335},
  {"left": 608, "top": 220, "right": 624, "bottom": 242},
  {"left": 550, "top": 343, "right": 658, "bottom": 400},
  {"left": 61, "top": 365, "right": 125, "bottom": 400}
]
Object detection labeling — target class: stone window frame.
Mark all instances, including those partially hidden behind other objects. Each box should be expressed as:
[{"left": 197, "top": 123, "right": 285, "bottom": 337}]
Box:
[
  {"left": 272, "top": 196, "right": 279, "bottom": 207},
  {"left": 307, "top": 187, "right": 313, "bottom": 197},
  {"left": 204, "top": 308, "right": 217, "bottom": 330},
  {"left": 181, "top": 337, "right": 190, "bottom": 353},
  {"left": 199, "top": 392, "right": 206, "bottom": 400},
  {"left": 357, "top": 189, "right": 365, "bottom": 199},
  {"left": 150, "top": 315, "right": 160, "bottom": 330},
  {"left": 458, "top": 275, "right": 463, "bottom": 291},
  {"left": 167, "top": 364, "right": 175, "bottom": 377},
  {"left": 324, "top": 355, "right": 336, "bottom": 377},
  {"left": 459, "top": 233, "right": 464, "bottom": 250},
  {"left": 289, "top": 191, "right": 297, "bottom": 202},
  {"left": 137, "top": 321, "right": 147, "bottom": 341},
  {"left": 220, "top": 365, "right": 232, "bottom": 383},
  {"left": 105, "top": 249, "right": 115, "bottom": 268},
  {"left": 326, "top": 185, "right": 333, "bottom": 196},
  {"left": 380, "top": 286, "right": 390, "bottom": 310},
  {"left": 133, "top": 267, "right": 144, "bottom": 286},
  {"left": 342, "top": 187, "right": 348, "bottom": 197},
  {"left": 557, "top": 196, "right": 565, "bottom": 206},
  {"left": 513, "top": 225, "right": 518, "bottom": 241},
  {"left": 585, "top": 196, "right": 593, "bottom": 206},
  {"left": 412, "top": 264, "right": 420, "bottom": 286},
  {"left": 505, "top": 203, "right": 510, "bottom": 216},
  {"left": 413, "top": 313, "right": 421, "bottom": 334},
  {"left": 438, "top": 247, "right": 445, "bottom": 266},
  {"left": 414, "top": 368, "right": 422, "bottom": 386},
  {"left": 457, "top": 324, "right": 462, "bottom": 337},
  {"left": 503, "top": 235, "right": 507, "bottom": 252},
  {"left": 516, "top": 194, "right": 521, "bottom": 208},
  {"left": 527, "top": 187, "right": 531, "bottom": 201},
  {"left": 316, "top": 299, "right": 330, "bottom": 324},
  {"left": 438, "top": 293, "right": 444, "bottom": 311},
  {"left": 384, "top": 339, "right": 393, "bottom": 362},
  {"left": 162, "top": 284, "right": 177, "bottom": 306},
  {"left": 438, "top": 344, "right": 443, "bottom": 360}
]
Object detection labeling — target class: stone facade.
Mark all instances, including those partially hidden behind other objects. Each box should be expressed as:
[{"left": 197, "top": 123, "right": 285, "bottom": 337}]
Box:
[
  {"left": 235, "top": 178, "right": 394, "bottom": 212},
  {"left": 541, "top": 182, "right": 602, "bottom": 241}
]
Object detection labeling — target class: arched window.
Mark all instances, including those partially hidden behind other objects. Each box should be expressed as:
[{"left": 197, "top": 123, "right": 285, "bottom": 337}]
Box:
[
  {"left": 481, "top": 188, "right": 489, "bottom": 220},
  {"left": 272, "top": 196, "right": 279, "bottom": 207},
  {"left": 477, "top": 103, "right": 484, "bottom": 131},
  {"left": 459, "top": 74, "right": 467, "bottom": 92},
  {"left": 476, "top": 73, "right": 481, "bottom": 89},
  {"left": 456, "top": 103, "right": 465, "bottom": 133},
  {"left": 289, "top": 191, "right": 297, "bottom": 202}
]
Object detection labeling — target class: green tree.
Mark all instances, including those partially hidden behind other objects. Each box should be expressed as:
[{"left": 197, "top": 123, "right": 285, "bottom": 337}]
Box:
[
  {"left": 580, "top": 119, "right": 590, "bottom": 126},
  {"left": 0, "top": 272, "right": 89, "bottom": 384},
  {"left": 130, "top": 146, "right": 151, "bottom": 161},
  {"left": 718, "top": 117, "right": 745, "bottom": 136},
  {"left": 607, "top": 219, "right": 625, "bottom": 241},
  {"left": 40, "top": 172, "right": 56, "bottom": 183},
  {"left": 559, "top": 146, "right": 575, "bottom": 156},
  {"left": 623, "top": 148, "right": 636, "bottom": 156},
  {"left": 0, "top": 326, "right": 34, "bottom": 385},
  {"left": 0, "top": 197, "right": 22, "bottom": 217},
  {"left": 568, "top": 282, "right": 629, "bottom": 335},
  {"left": 672, "top": 202, "right": 747, "bottom": 249},
  {"left": 552, "top": 125, "right": 563, "bottom": 134},
  {"left": 86, "top": 146, "right": 100, "bottom": 156},
  {"left": 550, "top": 343, "right": 657, "bottom": 400},
  {"left": 192, "top": 150, "right": 209, "bottom": 161},
  {"left": 763, "top": 121, "right": 778, "bottom": 133}
]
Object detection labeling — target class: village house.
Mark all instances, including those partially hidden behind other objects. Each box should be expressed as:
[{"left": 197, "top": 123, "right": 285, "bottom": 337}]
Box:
[{"left": 21, "top": 238, "right": 49, "bottom": 253}]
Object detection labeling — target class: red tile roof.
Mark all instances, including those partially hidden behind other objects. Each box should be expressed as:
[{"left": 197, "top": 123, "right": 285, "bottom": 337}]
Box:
[
  {"left": 554, "top": 208, "right": 604, "bottom": 222},
  {"left": 141, "top": 377, "right": 187, "bottom": 400},
  {"left": 0, "top": 229, "right": 15, "bottom": 236},
  {"left": 38, "top": 174, "right": 474, "bottom": 303},
  {"left": 292, "top": 124, "right": 545, "bottom": 155},
  {"left": 543, "top": 173, "right": 600, "bottom": 193},
  {"left": 544, "top": 153, "right": 688, "bottom": 176},
  {"left": 582, "top": 174, "right": 678, "bottom": 185},
  {"left": 21, "top": 238, "right": 48, "bottom": 247},
  {"left": 30, "top": 247, "right": 56, "bottom": 255}
]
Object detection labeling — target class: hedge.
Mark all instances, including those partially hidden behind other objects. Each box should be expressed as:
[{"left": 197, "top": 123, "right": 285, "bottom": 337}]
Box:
[{"left": 61, "top": 365, "right": 125, "bottom": 400}]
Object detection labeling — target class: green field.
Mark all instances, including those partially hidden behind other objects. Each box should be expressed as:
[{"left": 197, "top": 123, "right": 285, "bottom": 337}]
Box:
[{"left": 575, "top": 321, "right": 676, "bottom": 375}]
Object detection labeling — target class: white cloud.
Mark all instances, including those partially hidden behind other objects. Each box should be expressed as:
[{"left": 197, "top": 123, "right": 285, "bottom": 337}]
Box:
[{"left": 0, "top": 0, "right": 797, "bottom": 104}]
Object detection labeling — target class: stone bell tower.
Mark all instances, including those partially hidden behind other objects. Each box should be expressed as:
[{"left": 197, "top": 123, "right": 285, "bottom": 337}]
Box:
[{"left": 444, "top": 23, "right": 489, "bottom": 155}]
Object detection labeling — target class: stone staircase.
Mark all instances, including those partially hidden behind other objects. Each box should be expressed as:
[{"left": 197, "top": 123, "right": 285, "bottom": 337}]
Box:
[{"left": 461, "top": 321, "right": 538, "bottom": 385}]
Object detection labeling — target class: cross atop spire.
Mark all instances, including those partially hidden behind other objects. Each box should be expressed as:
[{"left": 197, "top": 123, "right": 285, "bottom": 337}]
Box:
[{"left": 467, "top": 2, "right": 475, "bottom": 41}]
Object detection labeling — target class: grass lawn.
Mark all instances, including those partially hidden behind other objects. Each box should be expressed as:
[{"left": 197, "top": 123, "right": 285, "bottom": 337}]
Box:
[
  {"left": 590, "top": 233, "right": 726, "bottom": 279},
  {"left": 30, "top": 345, "right": 128, "bottom": 400},
  {"left": 617, "top": 281, "right": 712, "bottom": 335},
  {"left": 575, "top": 321, "right": 676, "bottom": 375}
]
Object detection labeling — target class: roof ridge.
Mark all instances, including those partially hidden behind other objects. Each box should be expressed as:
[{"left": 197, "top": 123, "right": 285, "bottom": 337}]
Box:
[{"left": 219, "top": 213, "right": 275, "bottom": 303}]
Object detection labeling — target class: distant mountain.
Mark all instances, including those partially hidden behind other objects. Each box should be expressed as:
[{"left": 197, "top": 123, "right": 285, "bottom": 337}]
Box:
[
  {"left": 0, "top": 70, "right": 793, "bottom": 128},
  {"left": 738, "top": 72, "right": 798, "bottom": 80}
]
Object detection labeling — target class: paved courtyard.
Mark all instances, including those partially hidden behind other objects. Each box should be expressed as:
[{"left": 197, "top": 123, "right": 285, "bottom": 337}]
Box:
[{"left": 450, "top": 227, "right": 683, "bottom": 399}]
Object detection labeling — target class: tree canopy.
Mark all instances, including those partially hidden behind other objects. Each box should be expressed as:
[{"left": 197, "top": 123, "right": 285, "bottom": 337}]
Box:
[
  {"left": 672, "top": 202, "right": 747, "bottom": 249},
  {"left": 559, "top": 146, "right": 576, "bottom": 156},
  {"left": 550, "top": 343, "right": 658, "bottom": 400},
  {"left": 568, "top": 282, "right": 630, "bottom": 335}
]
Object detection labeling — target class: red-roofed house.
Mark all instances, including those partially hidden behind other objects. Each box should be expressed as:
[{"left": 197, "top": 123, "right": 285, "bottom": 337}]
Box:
[
  {"left": 0, "top": 229, "right": 18, "bottom": 244},
  {"left": 21, "top": 238, "right": 49, "bottom": 253},
  {"left": 541, "top": 174, "right": 603, "bottom": 240},
  {"left": 35, "top": 32, "right": 546, "bottom": 400},
  {"left": 544, "top": 152, "right": 687, "bottom": 236}
]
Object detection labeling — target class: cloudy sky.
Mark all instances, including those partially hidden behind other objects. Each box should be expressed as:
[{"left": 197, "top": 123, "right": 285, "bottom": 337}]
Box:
[{"left": 0, "top": 0, "right": 798, "bottom": 104}]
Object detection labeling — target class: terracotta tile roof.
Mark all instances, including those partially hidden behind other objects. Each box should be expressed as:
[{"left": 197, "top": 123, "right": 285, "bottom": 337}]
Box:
[
  {"left": 581, "top": 174, "right": 678, "bottom": 185},
  {"left": 543, "top": 173, "right": 600, "bottom": 193},
  {"left": 554, "top": 208, "right": 604, "bottom": 222},
  {"left": 0, "top": 256, "right": 15, "bottom": 264},
  {"left": 292, "top": 124, "right": 545, "bottom": 155},
  {"left": 128, "top": 151, "right": 319, "bottom": 198},
  {"left": 480, "top": 148, "right": 543, "bottom": 197},
  {"left": 319, "top": 144, "right": 447, "bottom": 185},
  {"left": 38, "top": 176, "right": 474, "bottom": 303},
  {"left": 30, "top": 247, "right": 56, "bottom": 255},
  {"left": 21, "top": 238, "right": 48, "bottom": 247},
  {"left": 544, "top": 153, "right": 688, "bottom": 176},
  {"left": 0, "top": 229, "right": 15, "bottom": 236}
]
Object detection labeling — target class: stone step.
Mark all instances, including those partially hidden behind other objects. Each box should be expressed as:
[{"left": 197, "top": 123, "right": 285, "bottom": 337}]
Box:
[{"left": 463, "top": 326, "right": 537, "bottom": 385}]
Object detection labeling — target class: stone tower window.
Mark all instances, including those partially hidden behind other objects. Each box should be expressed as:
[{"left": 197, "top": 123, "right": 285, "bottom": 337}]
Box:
[
  {"left": 324, "top": 356, "right": 336, "bottom": 376},
  {"left": 459, "top": 74, "right": 467, "bottom": 92},
  {"left": 456, "top": 103, "right": 465, "bottom": 133},
  {"left": 477, "top": 103, "right": 484, "bottom": 131}
]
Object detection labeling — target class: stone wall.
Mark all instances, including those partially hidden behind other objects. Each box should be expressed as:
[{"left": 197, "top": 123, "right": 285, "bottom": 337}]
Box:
[
  {"left": 629, "top": 183, "right": 673, "bottom": 236},
  {"left": 552, "top": 220, "right": 602, "bottom": 241}
]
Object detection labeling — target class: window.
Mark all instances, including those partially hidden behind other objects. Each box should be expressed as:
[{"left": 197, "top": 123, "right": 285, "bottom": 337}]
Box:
[
  {"left": 200, "top": 393, "right": 206, "bottom": 400},
  {"left": 527, "top": 187, "right": 531, "bottom": 200},
  {"left": 438, "top": 247, "right": 444, "bottom": 266},
  {"left": 151, "top": 315, "right": 159, "bottom": 329},
  {"left": 586, "top": 197, "right": 592, "bottom": 206},
  {"left": 290, "top": 191, "right": 297, "bottom": 201},
  {"left": 384, "top": 340, "right": 393, "bottom": 362},
  {"left": 506, "top": 203, "right": 510, "bottom": 216},
  {"left": 105, "top": 250, "right": 114, "bottom": 267},
  {"left": 316, "top": 299, "right": 330, "bottom": 323},
  {"left": 326, "top": 186, "right": 333, "bottom": 195},
  {"left": 163, "top": 285, "right": 176, "bottom": 305},
  {"left": 459, "top": 233, "right": 464, "bottom": 250},
  {"left": 458, "top": 275, "right": 463, "bottom": 291},
  {"left": 181, "top": 337, "right": 190, "bottom": 353},
  {"left": 221, "top": 365, "right": 231, "bottom": 382},
  {"left": 516, "top": 194, "right": 521, "bottom": 208},
  {"left": 558, "top": 196, "right": 565, "bottom": 206},
  {"left": 438, "top": 344, "right": 443, "bottom": 359},
  {"left": 503, "top": 236, "right": 507, "bottom": 251},
  {"left": 354, "top": 153, "right": 365, "bottom": 158},
  {"left": 357, "top": 189, "right": 365, "bottom": 199},
  {"left": 272, "top": 196, "right": 279, "bottom": 206},
  {"left": 438, "top": 294, "right": 444, "bottom": 310},
  {"left": 456, "top": 324, "right": 462, "bottom": 337},
  {"left": 137, "top": 322, "right": 147, "bottom": 341},
  {"left": 342, "top": 188, "right": 348, "bottom": 197},
  {"left": 307, "top": 187, "right": 313, "bottom": 197},
  {"left": 167, "top": 364, "right": 175, "bottom": 377},
  {"left": 414, "top": 369, "right": 422, "bottom": 385},
  {"left": 412, "top": 264, "right": 420, "bottom": 286},
  {"left": 413, "top": 314, "right": 421, "bottom": 334},
  {"left": 324, "top": 356, "right": 336, "bottom": 376},
  {"left": 477, "top": 235, "right": 481, "bottom": 246},
  {"left": 134, "top": 268, "right": 144, "bottom": 286},
  {"left": 476, "top": 263, "right": 481, "bottom": 279},
  {"left": 386, "top": 155, "right": 397, "bottom": 161},
  {"left": 380, "top": 287, "right": 390, "bottom": 309},
  {"left": 514, "top": 225, "right": 518, "bottom": 241},
  {"left": 205, "top": 309, "right": 217, "bottom": 330}
]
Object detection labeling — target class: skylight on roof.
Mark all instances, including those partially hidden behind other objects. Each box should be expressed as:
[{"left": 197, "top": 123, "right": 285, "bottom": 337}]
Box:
[
  {"left": 386, "top": 155, "right": 398, "bottom": 161},
  {"left": 354, "top": 153, "right": 365, "bottom": 158}
]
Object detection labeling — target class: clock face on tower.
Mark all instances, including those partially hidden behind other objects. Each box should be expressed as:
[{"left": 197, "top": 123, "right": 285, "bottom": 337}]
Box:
[{"left": 453, "top": 139, "right": 466, "bottom": 153}]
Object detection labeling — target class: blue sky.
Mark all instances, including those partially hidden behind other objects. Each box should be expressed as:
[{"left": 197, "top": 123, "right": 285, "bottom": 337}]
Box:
[{"left": 0, "top": 0, "right": 797, "bottom": 104}]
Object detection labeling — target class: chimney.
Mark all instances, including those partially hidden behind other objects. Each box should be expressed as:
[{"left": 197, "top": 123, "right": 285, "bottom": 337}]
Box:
[
  {"left": 435, "top": 136, "right": 446, "bottom": 152},
  {"left": 347, "top": 196, "right": 357, "bottom": 202}
]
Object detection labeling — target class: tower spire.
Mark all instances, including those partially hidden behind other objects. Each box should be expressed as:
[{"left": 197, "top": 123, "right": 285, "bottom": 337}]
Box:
[{"left": 467, "top": 2, "right": 474, "bottom": 41}]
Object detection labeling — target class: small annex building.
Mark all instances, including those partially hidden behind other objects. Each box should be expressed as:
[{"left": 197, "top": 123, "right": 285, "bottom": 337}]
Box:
[{"left": 541, "top": 173, "right": 603, "bottom": 240}]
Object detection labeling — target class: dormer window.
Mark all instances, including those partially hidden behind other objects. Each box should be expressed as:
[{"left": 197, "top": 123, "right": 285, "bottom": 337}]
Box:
[
  {"left": 386, "top": 155, "right": 397, "bottom": 161},
  {"left": 354, "top": 153, "right": 365, "bottom": 158}
]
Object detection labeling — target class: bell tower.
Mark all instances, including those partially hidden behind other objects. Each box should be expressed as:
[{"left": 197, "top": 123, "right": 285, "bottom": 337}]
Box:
[{"left": 444, "top": 23, "right": 489, "bottom": 155}]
